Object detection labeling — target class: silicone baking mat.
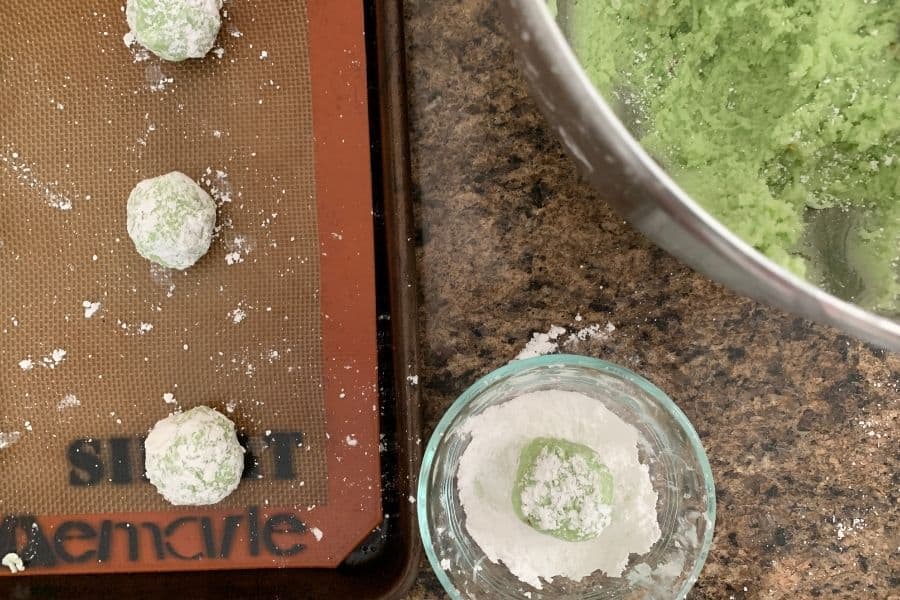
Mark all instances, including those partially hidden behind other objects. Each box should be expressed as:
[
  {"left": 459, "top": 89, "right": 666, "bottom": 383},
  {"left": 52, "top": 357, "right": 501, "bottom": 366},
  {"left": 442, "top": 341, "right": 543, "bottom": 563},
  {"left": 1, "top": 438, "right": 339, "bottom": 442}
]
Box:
[{"left": 0, "top": 0, "right": 380, "bottom": 574}]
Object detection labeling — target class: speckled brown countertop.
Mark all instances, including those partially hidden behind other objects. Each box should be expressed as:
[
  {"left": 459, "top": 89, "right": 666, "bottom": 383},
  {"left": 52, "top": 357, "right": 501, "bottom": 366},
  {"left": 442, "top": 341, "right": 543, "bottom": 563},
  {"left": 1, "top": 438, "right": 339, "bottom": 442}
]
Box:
[{"left": 400, "top": 1, "right": 899, "bottom": 599}]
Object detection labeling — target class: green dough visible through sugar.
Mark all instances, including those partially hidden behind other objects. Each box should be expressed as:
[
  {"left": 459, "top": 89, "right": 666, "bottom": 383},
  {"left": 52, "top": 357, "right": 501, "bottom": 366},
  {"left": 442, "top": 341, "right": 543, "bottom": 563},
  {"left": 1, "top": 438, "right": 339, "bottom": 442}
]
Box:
[
  {"left": 565, "top": 0, "right": 899, "bottom": 312},
  {"left": 126, "top": 171, "right": 216, "bottom": 270},
  {"left": 512, "top": 437, "right": 614, "bottom": 542},
  {"left": 145, "top": 406, "right": 245, "bottom": 506},
  {"left": 126, "top": 0, "right": 223, "bottom": 62}
]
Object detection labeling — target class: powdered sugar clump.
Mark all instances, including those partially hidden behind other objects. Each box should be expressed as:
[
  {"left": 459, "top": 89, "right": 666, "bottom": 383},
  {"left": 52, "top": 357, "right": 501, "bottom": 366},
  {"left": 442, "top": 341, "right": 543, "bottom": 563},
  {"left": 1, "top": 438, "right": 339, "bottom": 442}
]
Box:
[
  {"left": 57, "top": 394, "right": 81, "bottom": 410},
  {"left": 515, "top": 325, "right": 566, "bottom": 360},
  {"left": 1, "top": 553, "right": 24, "bottom": 574},
  {"left": 0, "top": 431, "right": 22, "bottom": 450},
  {"left": 82, "top": 300, "right": 102, "bottom": 319}
]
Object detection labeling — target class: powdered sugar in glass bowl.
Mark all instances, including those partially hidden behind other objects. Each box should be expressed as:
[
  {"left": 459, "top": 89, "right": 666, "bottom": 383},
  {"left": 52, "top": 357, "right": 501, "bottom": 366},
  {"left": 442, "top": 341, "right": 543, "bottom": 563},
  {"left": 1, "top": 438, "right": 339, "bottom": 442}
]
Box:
[{"left": 417, "top": 355, "right": 716, "bottom": 599}]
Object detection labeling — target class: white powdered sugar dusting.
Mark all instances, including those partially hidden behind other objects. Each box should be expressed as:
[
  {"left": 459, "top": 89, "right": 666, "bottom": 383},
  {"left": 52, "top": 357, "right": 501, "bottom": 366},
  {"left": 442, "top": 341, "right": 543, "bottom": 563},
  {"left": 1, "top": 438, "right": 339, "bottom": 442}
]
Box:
[
  {"left": 457, "top": 390, "right": 661, "bottom": 588},
  {"left": 19, "top": 349, "right": 67, "bottom": 371},
  {"left": 57, "top": 394, "right": 81, "bottom": 410},
  {"left": 1, "top": 147, "right": 83, "bottom": 210},
  {"left": 516, "top": 319, "right": 617, "bottom": 360},
  {"left": 0, "top": 432, "right": 22, "bottom": 450}
]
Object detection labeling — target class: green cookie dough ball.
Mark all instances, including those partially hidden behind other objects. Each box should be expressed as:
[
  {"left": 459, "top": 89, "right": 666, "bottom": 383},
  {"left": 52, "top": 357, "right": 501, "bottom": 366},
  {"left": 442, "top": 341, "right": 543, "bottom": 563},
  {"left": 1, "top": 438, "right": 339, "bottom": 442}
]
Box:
[
  {"left": 512, "top": 437, "right": 614, "bottom": 542},
  {"left": 145, "top": 406, "right": 245, "bottom": 506},
  {"left": 126, "top": 171, "right": 216, "bottom": 270},
  {"left": 126, "top": 0, "right": 223, "bottom": 62}
]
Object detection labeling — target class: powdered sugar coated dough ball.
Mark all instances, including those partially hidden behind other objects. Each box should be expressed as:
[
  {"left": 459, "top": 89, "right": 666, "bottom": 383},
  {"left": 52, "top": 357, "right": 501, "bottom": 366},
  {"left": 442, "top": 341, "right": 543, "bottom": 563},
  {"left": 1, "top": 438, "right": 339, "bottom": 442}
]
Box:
[
  {"left": 127, "top": 171, "right": 216, "bottom": 270},
  {"left": 126, "top": 0, "right": 223, "bottom": 62},
  {"left": 145, "top": 406, "right": 245, "bottom": 506}
]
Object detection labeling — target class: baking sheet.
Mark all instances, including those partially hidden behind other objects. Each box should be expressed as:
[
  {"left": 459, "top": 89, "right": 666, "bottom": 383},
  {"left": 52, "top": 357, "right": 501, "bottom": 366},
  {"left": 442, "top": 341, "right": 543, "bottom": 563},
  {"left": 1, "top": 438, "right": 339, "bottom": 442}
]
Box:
[{"left": 0, "top": 0, "right": 381, "bottom": 575}]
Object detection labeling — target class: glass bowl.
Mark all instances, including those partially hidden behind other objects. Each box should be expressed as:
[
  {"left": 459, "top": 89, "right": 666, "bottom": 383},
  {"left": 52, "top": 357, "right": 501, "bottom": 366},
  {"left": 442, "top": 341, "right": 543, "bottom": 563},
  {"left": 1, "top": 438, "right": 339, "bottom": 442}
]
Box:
[{"left": 417, "top": 355, "right": 716, "bottom": 599}]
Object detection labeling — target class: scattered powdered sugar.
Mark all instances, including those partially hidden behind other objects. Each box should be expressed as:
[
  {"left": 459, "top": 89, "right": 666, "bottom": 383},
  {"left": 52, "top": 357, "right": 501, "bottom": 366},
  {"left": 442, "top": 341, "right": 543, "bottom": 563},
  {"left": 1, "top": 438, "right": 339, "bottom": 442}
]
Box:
[
  {"left": 516, "top": 319, "right": 617, "bottom": 360},
  {"left": 515, "top": 325, "right": 566, "bottom": 360},
  {"left": 212, "top": 345, "right": 288, "bottom": 379},
  {"left": 457, "top": 390, "right": 660, "bottom": 588},
  {"left": 116, "top": 320, "right": 154, "bottom": 336},
  {"left": 201, "top": 167, "right": 235, "bottom": 206},
  {"left": 1, "top": 146, "right": 83, "bottom": 211},
  {"left": 134, "top": 114, "right": 158, "bottom": 148},
  {"left": 149, "top": 263, "right": 177, "bottom": 297},
  {"left": 224, "top": 235, "right": 254, "bottom": 265},
  {"left": 345, "top": 435, "right": 359, "bottom": 447},
  {"left": 310, "top": 527, "right": 324, "bottom": 541},
  {"left": 143, "top": 63, "right": 175, "bottom": 93},
  {"left": 163, "top": 392, "right": 177, "bottom": 405},
  {"left": 0, "top": 432, "right": 22, "bottom": 450},
  {"left": 833, "top": 515, "right": 866, "bottom": 542},
  {"left": 123, "top": 30, "right": 151, "bottom": 62},
  {"left": 19, "top": 348, "right": 67, "bottom": 371},
  {"left": 564, "top": 322, "right": 616, "bottom": 346},
  {"left": 82, "top": 300, "right": 102, "bottom": 319},
  {"left": 57, "top": 394, "right": 81, "bottom": 410}
]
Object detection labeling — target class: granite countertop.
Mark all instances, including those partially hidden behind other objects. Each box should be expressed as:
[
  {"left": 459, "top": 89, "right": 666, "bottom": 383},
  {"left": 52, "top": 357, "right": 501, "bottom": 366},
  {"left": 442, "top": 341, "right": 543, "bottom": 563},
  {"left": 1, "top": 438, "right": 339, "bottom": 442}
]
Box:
[{"left": 401, "top": 1, "right": 899, "bottom": 598}]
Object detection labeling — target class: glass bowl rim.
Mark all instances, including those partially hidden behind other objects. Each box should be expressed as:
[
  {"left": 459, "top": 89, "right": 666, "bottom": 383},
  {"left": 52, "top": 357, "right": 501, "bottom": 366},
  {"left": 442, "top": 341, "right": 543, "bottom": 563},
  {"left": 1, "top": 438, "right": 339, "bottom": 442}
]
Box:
[{"left": 416, "top": 353, "right": 717, "bottom": 599}]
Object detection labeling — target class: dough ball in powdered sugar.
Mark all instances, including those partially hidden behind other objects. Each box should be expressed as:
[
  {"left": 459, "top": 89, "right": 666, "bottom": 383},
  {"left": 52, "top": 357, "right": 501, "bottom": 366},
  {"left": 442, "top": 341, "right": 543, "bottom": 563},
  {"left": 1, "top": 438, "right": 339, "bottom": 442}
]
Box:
[
  {"left": 145, "top": 406, "right": 245, "bottom": 506},
  {"left": 126, "top": 0, "right": 223, "bottom": 62},
  {"left": 126, "top": 171, "right": 216, "bottom": 270}
]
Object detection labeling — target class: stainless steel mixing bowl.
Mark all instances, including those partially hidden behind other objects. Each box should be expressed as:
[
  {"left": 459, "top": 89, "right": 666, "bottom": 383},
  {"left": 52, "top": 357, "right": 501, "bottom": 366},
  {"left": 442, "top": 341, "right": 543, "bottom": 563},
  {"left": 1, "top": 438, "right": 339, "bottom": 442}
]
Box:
[{"left": 498, "top": 0, "right": 900, "bottom": 351}]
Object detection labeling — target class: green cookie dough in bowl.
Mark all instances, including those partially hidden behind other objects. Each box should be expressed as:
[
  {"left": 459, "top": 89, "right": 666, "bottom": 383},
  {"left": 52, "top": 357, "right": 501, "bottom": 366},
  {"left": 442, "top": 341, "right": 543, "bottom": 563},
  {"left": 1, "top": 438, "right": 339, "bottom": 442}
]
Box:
[
  {"left": 126, "top": 171, "right": 217, "bottom": 270},
  {"left": 126, "top": 0, "right": 223, "bottom": 62},
  {"left": 563, "top": 0, "right": 899, "bottom": 313}
]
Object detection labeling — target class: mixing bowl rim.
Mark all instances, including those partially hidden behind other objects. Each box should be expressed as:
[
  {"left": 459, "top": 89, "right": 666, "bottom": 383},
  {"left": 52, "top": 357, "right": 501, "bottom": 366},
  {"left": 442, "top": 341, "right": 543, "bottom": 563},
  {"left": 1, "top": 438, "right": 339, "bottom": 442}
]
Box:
[{"left": 499, "top": 0, "right": 900, "bottom": 351}]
